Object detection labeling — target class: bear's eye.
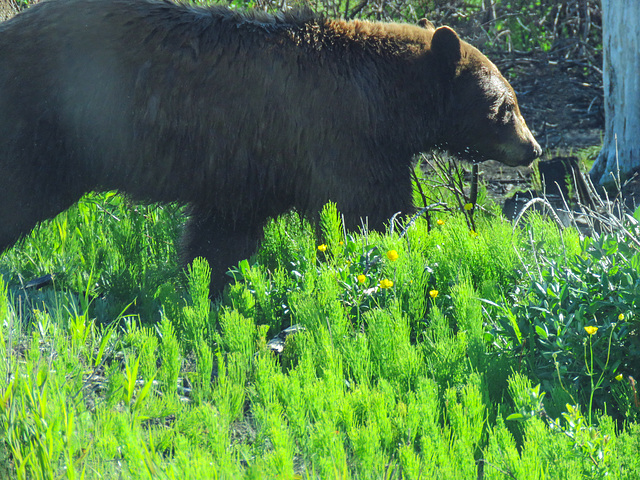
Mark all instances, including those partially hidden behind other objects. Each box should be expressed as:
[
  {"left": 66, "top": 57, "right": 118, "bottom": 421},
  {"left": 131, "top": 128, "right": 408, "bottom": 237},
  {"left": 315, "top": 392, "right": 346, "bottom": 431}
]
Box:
[{"left": 498, "top": 100, "right": 514, "bottom": 121}]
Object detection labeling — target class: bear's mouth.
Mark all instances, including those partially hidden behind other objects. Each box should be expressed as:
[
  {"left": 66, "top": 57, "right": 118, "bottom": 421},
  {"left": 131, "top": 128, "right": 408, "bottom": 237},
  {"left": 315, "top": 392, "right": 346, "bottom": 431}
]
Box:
[
  {"left": 495, "top": 140, "right": 542, "bottom": 167},
  {"left": 450, "top": 140, "right": 541, "bottom": 167}
]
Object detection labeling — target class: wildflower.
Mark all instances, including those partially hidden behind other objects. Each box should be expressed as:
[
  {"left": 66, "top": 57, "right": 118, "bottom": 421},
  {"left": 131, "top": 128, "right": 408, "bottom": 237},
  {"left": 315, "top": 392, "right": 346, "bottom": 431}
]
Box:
[
  {"left": 584, "top": 326, "right": 598, "bottom": 336},
  {"left": 464, "top": 203, "right": 474, "bottom": 211},
  {"left": 615, "top": 374, "right": 624, "bottom": 382},
  {"left": 618, "top": 313, "right": 625, "bottom": 321},
  {"left": 436, "top": 219, "right": 445, "bottom": 226},
  {"left": 429, "top": 289, "right": 438, "bottom": 299},
  {"left": 357, "top": 274, "right": 366, "bottom": 284},
  {"left": 386, "top": 250, "right": 399, "bottom": 262},
  {"left": 379, "top": 279, "right": 394, "bottom": 289},
  {"left": 317, "top": 244, "right": 327, "bottom": 252},
  {"left": 469, "top": 230, "right": 478, "bottom": 238}
]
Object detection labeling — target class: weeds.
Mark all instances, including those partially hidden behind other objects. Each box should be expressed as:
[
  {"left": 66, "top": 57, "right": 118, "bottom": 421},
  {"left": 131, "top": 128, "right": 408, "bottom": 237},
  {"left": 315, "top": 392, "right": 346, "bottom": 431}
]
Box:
[
  {"left": 488, "top": 224, "right": 640, "bottom": 422},
  {"left": 0, "top": 174, "right": 638, "bottom": 478}
]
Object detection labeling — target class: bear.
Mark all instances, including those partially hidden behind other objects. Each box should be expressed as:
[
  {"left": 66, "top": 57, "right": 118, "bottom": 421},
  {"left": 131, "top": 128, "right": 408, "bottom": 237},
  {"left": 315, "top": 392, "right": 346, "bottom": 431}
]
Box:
[{"left": 0, "top": 0, "right": 541, "bottom": 293}]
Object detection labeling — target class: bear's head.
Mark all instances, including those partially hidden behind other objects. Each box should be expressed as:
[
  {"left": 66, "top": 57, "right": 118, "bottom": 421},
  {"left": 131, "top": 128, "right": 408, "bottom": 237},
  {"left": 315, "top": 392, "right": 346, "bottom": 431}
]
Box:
[{"left": 429, "top": 25, "right": 542, "bottom": 167}]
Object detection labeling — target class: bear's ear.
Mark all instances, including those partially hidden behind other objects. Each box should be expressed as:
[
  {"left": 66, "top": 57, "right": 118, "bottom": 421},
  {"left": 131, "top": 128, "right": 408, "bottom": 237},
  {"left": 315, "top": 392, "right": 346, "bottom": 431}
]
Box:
[
  {"left": 431, "top": 26, "right": 461, "bottom": 72},
  {"left": 418, "top": 18, "right": 434, "bottom": 29}
]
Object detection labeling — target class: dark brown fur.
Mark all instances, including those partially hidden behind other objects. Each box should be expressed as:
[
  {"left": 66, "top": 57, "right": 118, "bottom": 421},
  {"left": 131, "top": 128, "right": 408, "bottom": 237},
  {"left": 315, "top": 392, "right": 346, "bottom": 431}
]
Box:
[{"left": 0, "top": 0, "right": 540, "bottom": 291}]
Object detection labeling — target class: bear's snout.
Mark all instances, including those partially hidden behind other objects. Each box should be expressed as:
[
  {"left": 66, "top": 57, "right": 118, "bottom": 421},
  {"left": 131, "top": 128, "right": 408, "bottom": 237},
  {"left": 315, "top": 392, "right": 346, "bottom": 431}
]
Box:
[
  {"left": 531, "top": 140, "right": 543, "bottom": 160},
  {"left": 500, "top": 138, "right": 542, "bottom": 167}
]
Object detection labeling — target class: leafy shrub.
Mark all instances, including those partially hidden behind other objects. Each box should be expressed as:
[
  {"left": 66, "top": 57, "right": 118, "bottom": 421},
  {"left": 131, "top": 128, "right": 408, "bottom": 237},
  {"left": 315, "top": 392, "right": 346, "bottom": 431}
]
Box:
[{"left": 490, "top": 233, "right": 640, "bottom": 420}]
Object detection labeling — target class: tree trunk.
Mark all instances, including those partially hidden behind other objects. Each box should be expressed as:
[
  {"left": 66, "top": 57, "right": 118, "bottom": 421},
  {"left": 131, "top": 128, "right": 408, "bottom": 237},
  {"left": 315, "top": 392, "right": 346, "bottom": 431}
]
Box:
[{"left": 590, "top": 0, "right": 640, "bottom": 187}]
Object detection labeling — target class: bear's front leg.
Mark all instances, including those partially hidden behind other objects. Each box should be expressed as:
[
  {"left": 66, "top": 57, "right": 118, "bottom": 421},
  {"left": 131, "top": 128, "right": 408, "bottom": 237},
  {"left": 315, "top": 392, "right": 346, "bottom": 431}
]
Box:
[{"left": 181, "top": 212, "right": 264, "bottom": 296}]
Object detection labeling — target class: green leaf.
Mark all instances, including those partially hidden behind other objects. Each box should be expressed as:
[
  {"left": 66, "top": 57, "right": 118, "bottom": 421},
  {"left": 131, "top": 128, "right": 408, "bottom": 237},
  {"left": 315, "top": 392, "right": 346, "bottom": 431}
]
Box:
[
  {"left": 535, "top": 325, "right": 548, "bottom": 339},
  {"left": 506, "top": 413, "right": 525, "bottom": 421},
  {"left": 239, "top": 259, "right": 251, "bottom": 275},
  {"left": 125, "top": 356, "right": 140, "bottom": 405},
  {"left": 94, "top": 326, "right": 115, "bottom": 368},
  {"left": 133, "top": 376, "right": 155, "bottom": 413}
]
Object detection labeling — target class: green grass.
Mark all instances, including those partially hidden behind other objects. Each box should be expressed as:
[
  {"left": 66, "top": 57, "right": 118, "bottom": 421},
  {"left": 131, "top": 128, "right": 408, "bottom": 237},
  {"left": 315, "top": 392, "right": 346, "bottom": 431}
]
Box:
[{"left": 0, "top": 187, "right": 639, "bottom": 479}]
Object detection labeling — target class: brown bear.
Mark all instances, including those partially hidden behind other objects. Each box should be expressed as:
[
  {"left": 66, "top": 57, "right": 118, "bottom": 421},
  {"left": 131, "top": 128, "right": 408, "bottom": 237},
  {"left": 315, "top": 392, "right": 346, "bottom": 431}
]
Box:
[{"left": 0, "top": 0, "right": 540, "bottom": 292}]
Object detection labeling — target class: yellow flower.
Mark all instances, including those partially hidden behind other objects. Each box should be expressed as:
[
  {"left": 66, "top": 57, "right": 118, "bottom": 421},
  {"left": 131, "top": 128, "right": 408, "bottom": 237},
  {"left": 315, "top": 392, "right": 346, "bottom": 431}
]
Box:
[
  {"left": 464, "top": 203, "right": 474, "bottom": 211},
  {"left": 357, "top": 274, "right": 367, "bottom": 284},
  {"left": 436, "top": 219, "right": 445, "bottom": 226},
  {"left": 618, "top": 313, "right": 625, "bottom": 321},
  {"left": 317, "top": 244, "right": 327, "bottom": 252},
  {"left": 615, "top": 374, "right": 624, "bottom": 381},
  {"left": 379, "top": 279, "right": 394, "bottom": 289},
  {"left": 429, "top": 289, "right": 439, "bottom": 299},
  {"left": 584, "top": 326, "right": 598, "bottom": 336},
  {"left": 469, "top": 230, "right": 478, "bottom": 238},
  {"left": 386, "top": 250, "right": 399, "bottom": 262}
]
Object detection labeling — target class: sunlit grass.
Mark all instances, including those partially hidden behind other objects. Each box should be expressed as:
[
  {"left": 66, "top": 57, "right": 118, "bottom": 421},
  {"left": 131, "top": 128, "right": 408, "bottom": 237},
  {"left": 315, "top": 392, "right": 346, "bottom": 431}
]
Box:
[{"left": 0, "top": 189, "right": 638, "bottom": 479}]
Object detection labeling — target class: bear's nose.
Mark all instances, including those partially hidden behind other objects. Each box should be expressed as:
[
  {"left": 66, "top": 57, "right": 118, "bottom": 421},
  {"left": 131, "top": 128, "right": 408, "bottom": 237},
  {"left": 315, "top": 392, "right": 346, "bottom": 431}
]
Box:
[
  {"left": 527, "top": 139, "right": 542, "bottom": 161},
  {"left": 532, "top": 141, "right": 542, "bottom": 159}
]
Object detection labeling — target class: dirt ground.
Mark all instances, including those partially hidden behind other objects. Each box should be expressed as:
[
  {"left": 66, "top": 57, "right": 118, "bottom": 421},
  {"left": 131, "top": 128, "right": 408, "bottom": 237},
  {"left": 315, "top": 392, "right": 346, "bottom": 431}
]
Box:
[{"left": 498, "top": 51, "right": 604, "bottom": 152}]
